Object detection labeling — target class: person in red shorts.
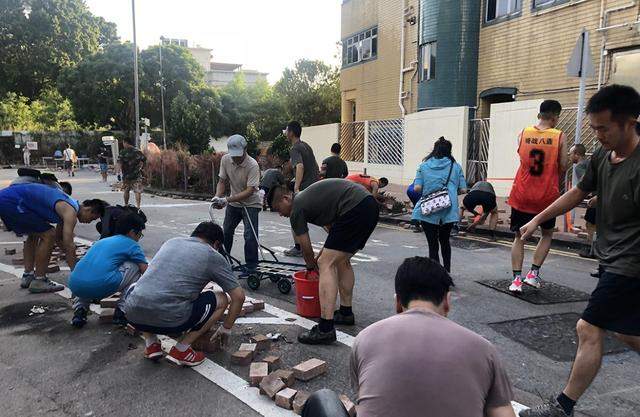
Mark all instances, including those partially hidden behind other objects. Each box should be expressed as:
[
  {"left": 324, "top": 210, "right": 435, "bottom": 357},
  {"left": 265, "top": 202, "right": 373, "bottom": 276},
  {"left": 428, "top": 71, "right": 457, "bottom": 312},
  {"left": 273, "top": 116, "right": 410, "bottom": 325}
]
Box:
[{"left": 508, "top": 100, "right": 569, "bottom": 292}]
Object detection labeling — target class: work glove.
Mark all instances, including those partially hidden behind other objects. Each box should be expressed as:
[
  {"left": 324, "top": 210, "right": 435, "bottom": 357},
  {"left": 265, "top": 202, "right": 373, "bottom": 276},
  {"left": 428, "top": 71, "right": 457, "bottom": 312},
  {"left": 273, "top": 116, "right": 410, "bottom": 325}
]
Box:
[
  {"left": 211, "top": 325, "right": 232, "bottom": 346},
  {"left": 211, "top": 196, "right": 228, "bottom": 209}
]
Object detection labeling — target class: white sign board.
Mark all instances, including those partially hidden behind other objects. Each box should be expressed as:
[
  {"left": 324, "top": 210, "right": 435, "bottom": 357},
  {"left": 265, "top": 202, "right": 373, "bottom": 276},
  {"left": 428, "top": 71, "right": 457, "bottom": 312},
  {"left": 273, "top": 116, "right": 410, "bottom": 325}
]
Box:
[
  {"left": 26, "top": 141, "right": 38, "bottom": 150},
  {"left": 1, "top": 130, "right": 12, "bottom": 137},
  {"left": 567, "top": 30, "right": 595, "bottom": 78}
]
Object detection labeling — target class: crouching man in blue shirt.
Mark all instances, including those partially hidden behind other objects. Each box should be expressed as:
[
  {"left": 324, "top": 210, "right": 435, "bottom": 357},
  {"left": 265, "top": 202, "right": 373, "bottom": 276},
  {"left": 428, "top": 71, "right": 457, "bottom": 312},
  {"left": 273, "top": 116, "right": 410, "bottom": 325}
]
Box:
[{"left": 68, "top": 212, "right": 148, "bottom": 328}]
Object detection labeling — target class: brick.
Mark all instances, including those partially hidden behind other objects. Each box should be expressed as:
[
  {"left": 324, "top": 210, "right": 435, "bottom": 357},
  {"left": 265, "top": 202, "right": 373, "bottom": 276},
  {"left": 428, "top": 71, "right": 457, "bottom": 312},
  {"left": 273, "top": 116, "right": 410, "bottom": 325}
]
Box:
[
  {"left": 275, "top": 388, "right": 297, "bottom": 409},
  {"left": 47, "top": 264, "right": 60, "bottom": 273},
  {"left": 11, "top": 258, "right": 24, "bottom": 265},
  {"left": 251, "top": 334, "right": 271, "bottom": 352},
  {"left": 231, "top": 350, "right": 253, "bottom": 366},
  {"left": 239, "top": 343, "right": 257, "bottom": 353},
  {"left": 251, "top": 299, "right": 265, "bottom": 311},
  {"left": 249, "top": 362, "right": 269, "bottom": 387},
  {"left": 192, "top": 331, "right": 222, "bottom": 353},
  {"left": 293, "top": 358, "right": 327, "bottom": 381},
  {"left": 293, "top": 390, "right": 311, "bottom": 415},
  {"left": 339, "top": 394, "right": 357, "bottom": 417},
  {"left": 99, "top": 308, "right": 115, "bottom": 323},
  {"left": 242, "top": 302, "right": 254, "bottom": 314},
  {"left": 125, "top": 324, "right": 140, "bottom": 336},
  {"left": 100, "top": 297, "right": 119, "bottom": 309},
  {"left": 259, "top": 373, "right": 286, "bottom": 399},
  {"left": 4, "top": 248, "right": 16, "bottom": 255},
  {"left": 272, "top": 369, "right": 295, "bottom": 387},
  {"left": 263, "top": 355, "right": 281, "bottom": 371}
]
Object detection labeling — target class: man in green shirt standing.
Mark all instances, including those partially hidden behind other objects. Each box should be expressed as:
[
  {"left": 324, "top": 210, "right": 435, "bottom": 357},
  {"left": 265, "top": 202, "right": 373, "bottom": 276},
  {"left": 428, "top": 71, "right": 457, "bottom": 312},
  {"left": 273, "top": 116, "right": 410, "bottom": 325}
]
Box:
[
  {"left": 269, "top": 179, "right": 379, "bottom": 345},
  {"left": 520, "top": 85, "right": 640, "bottom": 417}
]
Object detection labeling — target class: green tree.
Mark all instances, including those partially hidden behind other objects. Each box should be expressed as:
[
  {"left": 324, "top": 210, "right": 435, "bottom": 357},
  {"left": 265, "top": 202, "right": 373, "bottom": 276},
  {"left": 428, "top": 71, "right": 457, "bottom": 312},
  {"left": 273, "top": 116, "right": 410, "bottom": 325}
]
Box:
[
  {"left": 244, "top": 122, "right": 260, "bottom": 158},
  {"left": 0, "top": 0, "right": 119, "bottom": 98},
  {"left": 169, "top": 87, "right": 223, "bottom": 154},
  {"left": 268, "top": 133, "right": 291, "bottom": 161},
  {"left": 30, "top": 88, "right": 79, "bottom": 131},
  {"left": 0, "top": 92, "right": 34, "bottom": 130},
  {"left": 274, "top": 59, "right": 340, "bottom": 126}
]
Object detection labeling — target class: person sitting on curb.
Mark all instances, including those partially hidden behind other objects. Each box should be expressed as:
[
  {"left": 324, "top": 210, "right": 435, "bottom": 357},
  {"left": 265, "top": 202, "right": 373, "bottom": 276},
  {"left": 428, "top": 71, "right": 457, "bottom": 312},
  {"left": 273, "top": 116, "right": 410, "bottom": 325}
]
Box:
[
  {"left": 350, "top": 257, "right": 516, "bottom": 417},
  {"left": 269, "top": 178, "right": 379, "bottom": 345},
  {"left": 123, "top": 222, "right": 245, "bottom": 366},
  {"left": 68, "top": 212, "right": 148, "bottom": 328},
  {"left": 0, "top": 182, "right": 106, "bottom": 293}
]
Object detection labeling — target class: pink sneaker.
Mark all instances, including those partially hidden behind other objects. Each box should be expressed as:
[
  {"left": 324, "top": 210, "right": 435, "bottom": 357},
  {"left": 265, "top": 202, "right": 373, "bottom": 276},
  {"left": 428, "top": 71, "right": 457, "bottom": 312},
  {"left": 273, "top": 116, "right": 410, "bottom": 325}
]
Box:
[
  {"left": 524, "top": 270, "right": 542, "bottom": 288},
  {"left": 509, "top": 276, "right": 523, "bottom": 293}
]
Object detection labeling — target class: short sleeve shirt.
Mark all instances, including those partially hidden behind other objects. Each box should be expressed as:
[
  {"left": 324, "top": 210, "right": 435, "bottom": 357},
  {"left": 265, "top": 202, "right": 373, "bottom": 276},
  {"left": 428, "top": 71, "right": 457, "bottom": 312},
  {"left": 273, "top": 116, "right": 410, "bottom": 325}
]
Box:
[
  {"left": 123, "top": 237, "right": 240, "bottom": 328},
  {"left": 119, "top": 147, "right": 147, "bottom": 181},
  {"left": 260, "top": 169, "right": 285, "bottom": 189},
  {"left": 578, "top": 145, "right": 640, "bottom": 278},
  {"left": 290, "top": 140, "right": 320, "bottom": 190},
  {"left": 218, "top": 154, "right": 262, "bottom": 209},
  {"left": 350, "top": 309, "right": 513, "bottom": 417},
  {"left": 289, "top": 179, "right": 370, "bottom": 236},
  {"left": 322, "top": 155, "right": 349, "bottom": 179}
]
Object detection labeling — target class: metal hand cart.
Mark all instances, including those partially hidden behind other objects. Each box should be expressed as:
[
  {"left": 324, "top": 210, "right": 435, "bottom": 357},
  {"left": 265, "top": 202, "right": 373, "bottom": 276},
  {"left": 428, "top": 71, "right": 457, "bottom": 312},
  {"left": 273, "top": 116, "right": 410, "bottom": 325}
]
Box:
[{"left": 210, "top": 202, "right": 306, "bottom": 294}]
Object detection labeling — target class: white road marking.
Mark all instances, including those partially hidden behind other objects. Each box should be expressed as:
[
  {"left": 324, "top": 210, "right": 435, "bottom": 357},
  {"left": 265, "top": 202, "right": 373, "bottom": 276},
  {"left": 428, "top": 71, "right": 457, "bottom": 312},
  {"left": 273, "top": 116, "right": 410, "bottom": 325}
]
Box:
[
  {"left": 0, "top": 241, "right": 23, "bottom": 245},
  {"left": 402, "top": 245, "right": 418, "bottom": 249},
  {"left": 140, "top": 203, "right": 212, "bottom": 208}
]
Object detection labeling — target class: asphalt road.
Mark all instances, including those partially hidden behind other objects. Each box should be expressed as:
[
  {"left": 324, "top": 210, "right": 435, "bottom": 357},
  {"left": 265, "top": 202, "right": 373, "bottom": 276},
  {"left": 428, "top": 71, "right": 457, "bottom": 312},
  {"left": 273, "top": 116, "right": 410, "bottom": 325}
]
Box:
[{"left": 0, "top": 169, "right": 638, "bottom": 417}]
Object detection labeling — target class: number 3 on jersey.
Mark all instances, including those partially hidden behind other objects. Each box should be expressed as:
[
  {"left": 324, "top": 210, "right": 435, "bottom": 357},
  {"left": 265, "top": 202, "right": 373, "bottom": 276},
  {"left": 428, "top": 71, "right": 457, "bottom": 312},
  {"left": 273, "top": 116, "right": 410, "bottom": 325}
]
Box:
[{"left": 529, "top": 149, "right": 545, "bottom": 176}]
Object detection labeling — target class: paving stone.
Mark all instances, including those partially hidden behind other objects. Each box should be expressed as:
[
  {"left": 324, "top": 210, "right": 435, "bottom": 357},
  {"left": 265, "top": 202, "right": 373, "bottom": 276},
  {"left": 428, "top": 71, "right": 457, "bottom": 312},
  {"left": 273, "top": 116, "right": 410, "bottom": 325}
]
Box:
[
  {"left": 239, "top": 343, "right": 257, "bottom": 353},
  {"left": 251, "top": 334, "right": 271, "bottom": 352},
  {"left": 259, "top": 373, "right": 286, "bottom": 399},
  {"left": 242, "top": 302, "right": 254, "bottom": 314},
  {"left": 477, "top": 279, "right": 590, "bottom": 305},
  {"left": 100, "top": 297, "right": 119, "bottom": 309},
  {"left": 275, "top": 388, "right": 297, "bottom": 409},
  {"left": 98, "top": 308, "right": 115, "bottom": 323},
  {"left": 251, "top": 299, "right": 265, "bottom": 311},
  {"left": 11, "top": 258, "right": 24, "bottom": 265},
  {"left": 47, "top": 264, "right": 60, "bottom": 273},
  {"left": 249, "top": 362, "right": 269, "bottom": 387},
  {"left": 293, "top": 390, "right": 310, "bottom": 415},
  {"left": 293, "top": 358, "right": 327, "bottom": 382},
  {"left": 273, "top": 369, "right": 295, "bottom": 387},
  {"left": 4, "top": 248, "right": 16, "bottom": 255},
  {"left": 263, "top": 355, "right": 281, "bottom": 371},
  {"left": 125, "top": 324, "right": 140, "bottom": 336},
  {"left": 339, "top": 394, "right": 356, "bottom": 417},
  {"left": 231, "top": 350, "right": 253, "bottom": 366}
]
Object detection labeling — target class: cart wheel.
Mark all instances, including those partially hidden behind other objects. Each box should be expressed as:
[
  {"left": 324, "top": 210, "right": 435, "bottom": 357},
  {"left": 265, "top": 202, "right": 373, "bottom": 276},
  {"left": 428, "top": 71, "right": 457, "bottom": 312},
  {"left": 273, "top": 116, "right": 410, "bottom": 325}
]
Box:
[
  {"left": 277, "top": 279, "right": 292, "bottom": 294},
  {"left": 247, "top": 274, "right": 261, "bottom": 291},
  {"left": 269, "top": 275, "right": 280, "bottom": 283}
]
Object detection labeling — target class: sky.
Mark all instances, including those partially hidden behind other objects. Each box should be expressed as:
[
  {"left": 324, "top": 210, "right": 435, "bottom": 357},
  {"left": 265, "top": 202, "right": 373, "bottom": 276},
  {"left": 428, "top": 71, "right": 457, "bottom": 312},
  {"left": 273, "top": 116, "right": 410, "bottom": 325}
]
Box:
[{"left": 85, "top": 0, "right": 342, "bottom": 84}]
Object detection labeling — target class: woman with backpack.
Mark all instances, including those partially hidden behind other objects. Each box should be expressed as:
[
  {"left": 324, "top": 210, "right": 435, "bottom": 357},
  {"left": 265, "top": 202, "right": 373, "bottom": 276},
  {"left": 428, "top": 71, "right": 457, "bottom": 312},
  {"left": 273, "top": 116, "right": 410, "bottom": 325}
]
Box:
[{"left": 412, "top": 137, "right": 467, "bottom": 272}]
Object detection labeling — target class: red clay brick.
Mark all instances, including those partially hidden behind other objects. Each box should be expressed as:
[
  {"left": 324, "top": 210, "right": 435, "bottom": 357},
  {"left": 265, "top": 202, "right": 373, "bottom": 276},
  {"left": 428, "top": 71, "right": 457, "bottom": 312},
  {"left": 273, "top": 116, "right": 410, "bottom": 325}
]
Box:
[
  {"left": 275, "top": 388, "right": 297, "bottom": 409},
  {"left": 192, "top": 331, "right": 222, "bottom": 353},
  {"left": 251, "top": 334, "right": 271, "bottom": 352},
  {"left": 273, "top": 369, "right": 295, "bottom": 387},
  {"left": 263, "top": 355, "right": 281, "bottom": 371},
  {"left": 231, "top": 350, "right": 253, "bottom": 366},
  {"left": 239, "top": 343, "right": 257, "bottom": 353},
  {"left": 100, "top": 298, "right": 119, "bottom": 309},
  {"left": 249, "top": 362, "right": 269, "bottom": 387},
  {"left": 47, "top": 264, "right": 60, "bottom": 273},
  {"left": 98, "top": 308, "right": 115, "bottom": 323},
  {"left": 259, "top": 373, "right": 286, "bottom": 399},
  {"left": 251, "top": 299, "right": 265, "bottom": 310},
  {"left": 293, "top": 390, "right": 311, "bottom": 415},
  {"left": 11, "top": 258, "right": 24, "bottom": 265},
  {"left": 293, "top": 358, "right": 327, "bottom": 381},
  {"left": 339, "top": 394, "right": 356, "bottom": 417},
  {"left": 242, "top": 302, "right": 254, "bottom": 314},
  {"left": 125, "top": 324, "right": 139, "bottom": 336}
]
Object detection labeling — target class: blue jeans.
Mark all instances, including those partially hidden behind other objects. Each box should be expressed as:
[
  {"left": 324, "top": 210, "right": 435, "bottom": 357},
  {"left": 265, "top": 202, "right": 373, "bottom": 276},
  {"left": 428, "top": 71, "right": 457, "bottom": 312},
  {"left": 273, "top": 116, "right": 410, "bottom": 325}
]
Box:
[{"left": 223, "top": 205, "right": 259, "bottom": 269}]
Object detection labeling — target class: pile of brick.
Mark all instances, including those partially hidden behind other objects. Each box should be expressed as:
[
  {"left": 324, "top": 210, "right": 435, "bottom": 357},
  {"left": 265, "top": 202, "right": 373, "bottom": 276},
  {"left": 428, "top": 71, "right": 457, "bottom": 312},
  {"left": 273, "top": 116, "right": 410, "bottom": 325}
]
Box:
[{"left": 8, "top": 244, "right": 91, "bottom": 273}]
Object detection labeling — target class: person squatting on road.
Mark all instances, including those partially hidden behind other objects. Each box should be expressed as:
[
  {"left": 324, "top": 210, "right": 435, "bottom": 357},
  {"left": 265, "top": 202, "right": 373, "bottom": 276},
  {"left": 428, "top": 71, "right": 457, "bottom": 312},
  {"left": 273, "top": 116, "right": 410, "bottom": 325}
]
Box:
[
  {"left": 520, "top": 85, "right": 640, "bottom": 417},
  {"left": 460, "top": 180, "right": 499, "bottom": 240},
  {"left": 412, "top": 137, "right": 467, "bottom": 273},
  {"left": 259, "top": 166, "right": 285, "bottom": 211},
  {"left": 68, "top": 212, "right": 148, "bottom": 328},
  {"left": 0, "top": 182, "right": 106, "bottom": 293},
  {"left": 507, "top": 100, "right": 569, "bottom": 293},
  {"left": 268, "top": 179, "right": 379, "bottom": 345},
  {"left": 345, "top": 173, "right": 388, "bottom": 201},
  {"left": 123, "top": 222, "right": 245, "bottom": 367},
  {"left": 212, "top": 134, "right": 262, "bottom": 272}
]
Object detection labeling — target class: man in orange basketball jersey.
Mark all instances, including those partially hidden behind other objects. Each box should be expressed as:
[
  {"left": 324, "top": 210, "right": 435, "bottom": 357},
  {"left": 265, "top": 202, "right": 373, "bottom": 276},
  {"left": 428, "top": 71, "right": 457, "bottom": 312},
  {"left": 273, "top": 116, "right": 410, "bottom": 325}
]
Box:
[
  {"left": 508, "top": 100, "right": 569, "bottom": 292},
  {"left": 346, "top": 173, "right": 388, "bottom": 200}
]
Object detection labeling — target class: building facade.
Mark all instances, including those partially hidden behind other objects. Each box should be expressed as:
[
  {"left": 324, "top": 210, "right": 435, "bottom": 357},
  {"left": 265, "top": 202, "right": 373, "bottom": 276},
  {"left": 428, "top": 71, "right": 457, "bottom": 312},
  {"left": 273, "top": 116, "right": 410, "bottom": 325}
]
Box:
[{"left": 340, "top": 0, "right": 640, "bottom": 121}]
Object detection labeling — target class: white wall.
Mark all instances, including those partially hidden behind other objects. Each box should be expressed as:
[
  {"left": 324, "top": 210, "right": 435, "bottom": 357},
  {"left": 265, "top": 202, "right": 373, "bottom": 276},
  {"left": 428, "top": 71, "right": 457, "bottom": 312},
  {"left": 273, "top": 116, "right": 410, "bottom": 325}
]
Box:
[
  {"left": 301, "top": 123, "right": 340, "bottom": 164},
  {"left": 487, "top": 99, "right": 543, "bottom": 197}
]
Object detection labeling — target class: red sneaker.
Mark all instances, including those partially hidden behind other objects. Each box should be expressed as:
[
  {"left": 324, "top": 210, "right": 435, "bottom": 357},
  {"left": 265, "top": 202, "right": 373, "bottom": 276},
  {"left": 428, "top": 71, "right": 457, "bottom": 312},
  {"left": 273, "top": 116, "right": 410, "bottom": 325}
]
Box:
[
  {"left": 144, "top": 342, "right": 163, "bottom": 360},
  {"left": 166, "top": 346, "right": 205, "bottom": 367}
]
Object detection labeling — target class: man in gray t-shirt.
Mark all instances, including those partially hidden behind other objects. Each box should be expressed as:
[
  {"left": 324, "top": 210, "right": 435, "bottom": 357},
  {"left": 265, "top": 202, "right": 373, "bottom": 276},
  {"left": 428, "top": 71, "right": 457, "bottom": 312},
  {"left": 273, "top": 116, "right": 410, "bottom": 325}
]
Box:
[
  {"left": 269, "top": 179, "right": 379, "bottom": 345},
  {"left": 124, "top": 222, "right": 245, "bottom": 367},
  {"left": 460, "top": 180, "right": 499, "bottom": 238},
  {"left": 349, "top": 257, "right": 515, "bottom": 417}
]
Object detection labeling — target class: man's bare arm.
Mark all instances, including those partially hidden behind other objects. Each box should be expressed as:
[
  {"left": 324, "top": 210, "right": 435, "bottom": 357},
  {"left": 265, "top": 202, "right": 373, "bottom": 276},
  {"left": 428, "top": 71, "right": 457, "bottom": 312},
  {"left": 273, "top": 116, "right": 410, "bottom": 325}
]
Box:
[
  {"left": 294, "top": 163, "right": 304, "bottom": 193},
  {"left": 223, "top": 287, "right": 246, "bottom": 330},
  {"left": 520, "top": 187, "right": 587, "bottom": 239},
  {"left": 486, "top": 404, "right": 516, "bottom": 417},
  {"left": 56, "top": 201, "right": 78, "bottom": 270},
  {"left": 296, "top": 233, "right": 317, "bottom": 270},
  {"left": 558, "top": 133, "right": 569, "bottom": 176},
  {"left": 227, "top": 186, "right": 257, "bottom": 204},
  {"left": 215, "top": 181, "right": 226, "bottom": 198}
]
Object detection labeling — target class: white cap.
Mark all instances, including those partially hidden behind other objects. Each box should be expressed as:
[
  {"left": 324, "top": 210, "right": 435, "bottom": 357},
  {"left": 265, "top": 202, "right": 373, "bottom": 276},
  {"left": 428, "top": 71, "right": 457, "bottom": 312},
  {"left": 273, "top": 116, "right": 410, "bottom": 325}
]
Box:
[{"left": 227, "top": 134, "right": 247, "bottom": 157}]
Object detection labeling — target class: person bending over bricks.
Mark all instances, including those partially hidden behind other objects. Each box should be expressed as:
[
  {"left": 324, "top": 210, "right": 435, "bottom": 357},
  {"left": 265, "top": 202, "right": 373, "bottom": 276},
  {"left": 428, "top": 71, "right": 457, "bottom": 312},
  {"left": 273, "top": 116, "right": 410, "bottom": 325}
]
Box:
[
  {"left": 0, "top": 182, "right": 107, "bottom": 293},
  {"left": 350, "top": 257, "right": 516, "bottom": 417},
  {"left": 269, "top": 179, "right": 379, "bottom": 345},
  {"left": 68, "top": 212, "right": 148, "bottom": 328},
  {"left": 123, "top": 222, "right": 245, "bottom": 366}
]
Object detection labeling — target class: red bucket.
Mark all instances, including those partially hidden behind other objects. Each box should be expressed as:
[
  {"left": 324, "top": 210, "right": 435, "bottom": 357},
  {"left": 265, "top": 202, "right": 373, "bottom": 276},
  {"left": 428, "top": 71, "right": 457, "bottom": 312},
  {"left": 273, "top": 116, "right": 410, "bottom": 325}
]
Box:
[{"left": 293, "top": 270, "right": 321, "bottom": 318}]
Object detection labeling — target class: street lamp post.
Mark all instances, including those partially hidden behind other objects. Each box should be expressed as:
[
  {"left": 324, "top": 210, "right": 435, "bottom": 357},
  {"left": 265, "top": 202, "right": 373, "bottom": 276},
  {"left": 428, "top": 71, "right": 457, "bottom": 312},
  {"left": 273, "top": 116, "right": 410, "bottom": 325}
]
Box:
[
  {"left": 132, "top": 0, "right": 141, "bottom": 149},
  {"left": 159, "top": 37, "right": 168, "bottom": 150}
]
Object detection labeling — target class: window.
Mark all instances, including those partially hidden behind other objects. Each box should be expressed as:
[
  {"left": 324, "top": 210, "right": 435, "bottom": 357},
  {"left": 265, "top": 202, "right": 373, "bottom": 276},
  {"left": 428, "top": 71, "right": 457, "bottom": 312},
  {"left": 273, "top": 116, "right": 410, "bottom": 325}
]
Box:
[
  {"left": 419, "top": 42, "right": 436, "bottom": 81},
  {"left": 342, "top": 26, "right": 378, "bottom": 67},
  {"left": 486, "top": 0, "right": 521, "bottom": 22},
  {"left": 532, "top": 0, "right": 565, "bottom": 8}
]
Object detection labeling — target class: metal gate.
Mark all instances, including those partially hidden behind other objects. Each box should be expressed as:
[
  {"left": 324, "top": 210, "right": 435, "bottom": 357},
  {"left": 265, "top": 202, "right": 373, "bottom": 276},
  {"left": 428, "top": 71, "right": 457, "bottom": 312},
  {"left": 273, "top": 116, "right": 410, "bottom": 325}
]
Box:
[
  {"left": 367, "top": 119, "right": 404, "bottom": 165},
  {"left": 466, "top": 118, "right": 490, "bottom": 184},
  {"left": 339, "top": 122, "right": 365, "bottom": 162}
]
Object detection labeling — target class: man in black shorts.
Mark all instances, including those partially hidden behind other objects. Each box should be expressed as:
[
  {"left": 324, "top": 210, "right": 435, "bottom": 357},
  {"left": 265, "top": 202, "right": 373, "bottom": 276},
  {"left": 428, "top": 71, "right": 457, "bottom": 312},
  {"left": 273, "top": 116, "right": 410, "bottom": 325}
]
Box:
[
  {"left": 460, "top": 180, "right": 499, "bottom": 240},
  {"left": 268, "top": 179, "right": 379, "bottom": 345},
  {"left": 519, "top": 85, "right": 640, "bottom": 417}
]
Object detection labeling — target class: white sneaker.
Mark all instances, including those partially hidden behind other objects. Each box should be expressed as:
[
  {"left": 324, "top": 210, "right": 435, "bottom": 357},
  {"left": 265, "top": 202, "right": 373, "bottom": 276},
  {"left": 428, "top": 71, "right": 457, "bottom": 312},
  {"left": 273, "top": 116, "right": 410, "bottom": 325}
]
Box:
[
  {"left": 524, "top": 270, "right": 542, "bottom": 288},
  {"left": 509, "top": 276, "right": 523, "bottom": 293}
]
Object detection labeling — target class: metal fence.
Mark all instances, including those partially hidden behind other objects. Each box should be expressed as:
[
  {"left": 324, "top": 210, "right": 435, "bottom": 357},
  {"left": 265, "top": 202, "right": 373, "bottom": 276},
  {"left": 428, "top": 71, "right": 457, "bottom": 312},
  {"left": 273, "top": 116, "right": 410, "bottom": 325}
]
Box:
[
  {"left": 556, "top": 107, "right": 599, "bottom": 154},
  {"left": 466, "top": 118, "right": 490, "bottom": 184},
  {"left": 339, "top": 122, "right": 365, "bottom": 162},
  {"left": 367, "top": 119, "right": 405, "bottom": 165}
]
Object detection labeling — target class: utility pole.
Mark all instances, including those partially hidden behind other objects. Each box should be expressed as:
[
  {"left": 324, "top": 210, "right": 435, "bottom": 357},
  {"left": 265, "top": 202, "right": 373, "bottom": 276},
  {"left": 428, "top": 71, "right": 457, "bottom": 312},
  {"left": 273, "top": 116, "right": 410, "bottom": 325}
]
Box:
[
  {"left": 132, "top": 0, "right": 141, "bottom": 149},
  {"left": 159, "top": 37, "right": 168, "bottom": 150}
]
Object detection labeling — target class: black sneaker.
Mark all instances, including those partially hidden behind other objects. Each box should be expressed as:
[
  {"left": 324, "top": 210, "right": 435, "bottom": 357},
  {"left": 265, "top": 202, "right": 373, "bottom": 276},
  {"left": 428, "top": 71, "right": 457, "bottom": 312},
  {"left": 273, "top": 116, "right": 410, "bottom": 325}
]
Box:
[
  {"left": 71, "top": 307, "right": 88, "bottom": 328},
  {"left": 333, "top": 310, "right": 355, "bottom": 326},
  {"left": 519, "top": 398, "right": 572, "bottom": 417},
  {"left": 298, "top": 325, "right": 336, "bottom": 345},
  {"left": 112, "top": 307, "right": 127, "bottom": 326}
]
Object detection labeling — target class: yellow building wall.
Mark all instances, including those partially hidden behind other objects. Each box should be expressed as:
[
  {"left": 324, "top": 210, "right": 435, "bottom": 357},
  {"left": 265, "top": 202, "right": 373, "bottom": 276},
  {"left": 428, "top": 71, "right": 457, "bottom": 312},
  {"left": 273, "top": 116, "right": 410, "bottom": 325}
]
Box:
[
  {"left": 477, "top": 0, "right": 640, "bottom": 116},
  {"left": 340, "top": 0, "right": 420, "bottom": 122}
]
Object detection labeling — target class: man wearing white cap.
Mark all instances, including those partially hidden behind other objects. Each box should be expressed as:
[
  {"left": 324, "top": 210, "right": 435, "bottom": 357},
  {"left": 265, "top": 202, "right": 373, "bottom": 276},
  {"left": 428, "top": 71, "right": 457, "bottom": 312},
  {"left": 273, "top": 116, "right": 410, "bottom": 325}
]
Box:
[{"left": 212, "top": 134, "right": 262, "bottom": 271}]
